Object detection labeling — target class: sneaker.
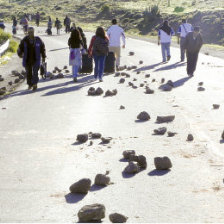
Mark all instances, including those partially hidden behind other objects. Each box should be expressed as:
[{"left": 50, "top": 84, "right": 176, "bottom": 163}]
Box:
[
  {"left": 32, "top": 84, "right": 37, "bottom": 91},
  {"left": 167, "top": 56, "right": 171, "bottom": 61},
  {"left": 28, "top": 85, "right": 33, "bottom": 90},
  {"left": 73, "top": 77, "right": 77, "bottom": 82}
]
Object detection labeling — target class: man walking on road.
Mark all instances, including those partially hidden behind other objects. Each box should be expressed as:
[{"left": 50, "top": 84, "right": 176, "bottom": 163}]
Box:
[
  {"left": 107, "top": 19, "right": 126, "bottom": 70},
  {"left": 177, "top": 19, "right": 193, "bottom": 62},
  {"left": 64, "top": 15, "right": 71, "bottom": 33},
  {"left": 17, "top": 27, "right": 46, "bottom": 91},
  {"left": 36, "top": 12, "right": 40, "bottom": 27},
  {"left": 184, "top": 26, "right": 203, "bottom": 77},
  {"left": 55, "top": 18, "right": 62, "bottom": 35}
]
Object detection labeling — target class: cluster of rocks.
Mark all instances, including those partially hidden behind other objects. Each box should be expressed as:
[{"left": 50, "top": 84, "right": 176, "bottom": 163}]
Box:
[
  {"left": 105, "top": 89, "right": 118, "bottom": 97},
  {"left": 88, "top": 87, "right": 104, "bottom": 96}
]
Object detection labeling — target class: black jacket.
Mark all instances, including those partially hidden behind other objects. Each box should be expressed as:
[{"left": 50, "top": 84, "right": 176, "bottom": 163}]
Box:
[{"left": 184, "top": 32, "right": 203, "bottom": 53}]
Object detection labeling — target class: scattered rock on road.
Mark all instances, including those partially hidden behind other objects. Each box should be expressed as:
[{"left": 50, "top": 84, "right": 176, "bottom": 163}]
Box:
[
  {"left": 70, "top": 178, "right": 91, "bottom": 194},
  {"left": 109, "top": 213, "right": 128, "bottom": 223},
  {"left": 91, "top": 133, "right": 102, "bottom": 139},
  {"left": 139, "top": 60, "right": 143, "bottom": 64},
  {"left": 8, "top": 81, "right": 12, "bottom": 86},
  {"left": 14, "top": 78, "right": 20, "bottom": 84},
  {"left": 123, "top": 150, "right": 136, "bottom": 159},
  {"left": 167, "top": 131, "right": 177, "bottom": 137},
  {"left": 154, "top": 127, "right": 167, "bottom": 135},
  {"left": 88, "top": 87, "right": 96, "bottom": 96},
  {"left": 115, "top": 72, "right": 120, "bottom": 77},
  {"left": 119, "top": 78, "right": 125, "bottom": 84},
  {"left": 198, "top": 82, "right": 203, "bottom": 86},
  {"left": 124, "top": 162, "right": 140, "bottom": 174},
  {"left": 101, "top": 137, "right": 112, "bottom": 144},
  {"left": 120, "top": 105, "right": 125, "bottom": 110},
  {"left": 129, "top": 51, "right": 135, "bottom": 56},
  {"left": 154, "top": 156, "right": 172, "bottom": 170},
  {"left": 137, "top": 111, "right": 150, "bottom": 121},
  {"left": 198, "top": 87, "right": 205, "bottom": 91},
  {"left": 137, "top": 155, "right": 147, "bottom": 169},
  {"left": 156, "top": 115, "right": 175, "bottom": 123},
  {"left": 161, "top": 78, "right": 165, "bottom": 83},
  {"left": 94, "top": 174, "right": 110, "bottom": 186},
  {"left": 105, "top": 89, "right": 117, "bottom": 97},
  {"left": 78, "top": 204, "right": 105, "bottom": 222},
  {"left": 95, "top": 87, "right": 104, "bottom": 95},
  {"left": 213, "top": 104, "right": 220, "bottom": 109},
  {"left": 77, "top": 134, "right": 88, "bottom": 143},
  {"left": 187, "top": 134, "right": 194, "bottom": 141},
  {"left": 145, "top": 74, "right": 150, "bottom": 78},
  {"left": 0, "top": 77, "right": 4, "bottom": 82},
  {"left": 145, "top": 88, "right": 154, "bottom": 94}
]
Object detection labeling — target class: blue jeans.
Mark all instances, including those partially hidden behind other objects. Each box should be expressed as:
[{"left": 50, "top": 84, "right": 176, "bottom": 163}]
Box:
[
  {"left": 93, "top": 55, "right": 106, "bottom": 79},
  {"left": 72, "top": 65, "right": 79, "bottom": 78},
  {"left": 161, "top": 43, "right": 171, "bottom": 62}
]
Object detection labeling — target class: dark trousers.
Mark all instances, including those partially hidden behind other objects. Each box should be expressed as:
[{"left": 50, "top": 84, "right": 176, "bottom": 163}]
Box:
[
  {"left": 180, "top": 37, "right": 186, "bottom": 61},
  {"left": 65, "top": 25, "right": 70, "bottom": 33},
  {"left": 25, "top": 63, "right": 40, "bottom": 86},
  {"left": 93, "top": 55, "right": 106, "bottom": 79},
  {"left": 186, "top": 51, "right": 199, "bottom": 75}
]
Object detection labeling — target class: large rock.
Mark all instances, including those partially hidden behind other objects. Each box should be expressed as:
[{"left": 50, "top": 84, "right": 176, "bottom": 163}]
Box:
[
  {"left": 94, "top": 174, "right": 110, "bottom": 186},
  {"left": 124, "top": 162, "right": 140, "bottom": 174},
  {"left": 156, "top": 115, "right": 175, "bottom": 123},
  {"left": 154, "top": 157, "right": 172, "bottom": 170},
  {"left": 78, "top": 204, "right": 105, "bottom": 222},
  {"left": 109, "top": 213, "right": 128, "bottom": 223},
  {"left": 69, "top": 178, "right": 91, "bottom": 194},
  {"left": 123, "top": 150, "right": 136, "bottom": 159},
  {"left": 77, "top": 134, "right": 88, "bottom": 143},
  {"left": 213, "top": 104, "right": 220, "bottom": 109},
  {"left": 95, "top": 87, "right": 104, "bottom": 95},
  {"left": 154, "top": 127, "right": 167, "bottom": 135},
  {"left": 137, "top": 111, "right": 150, "bottom": 121},
  {"left": 88, "top": 87, "right": 96, "bottom": 96},
  {"left": 119, "top": 78, "right": 125, "bottom": 84},
  {"left": 187, "top": 134, "right": 194, "bottom": 141},
  {"left": 137, "top": 155, "right": 147, "bottom": 169},
  {"left": 105, "top": 89, "right": 117, "bottom": 97}
]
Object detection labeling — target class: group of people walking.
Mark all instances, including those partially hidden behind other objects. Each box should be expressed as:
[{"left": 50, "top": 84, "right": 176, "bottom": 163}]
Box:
[{"left": 16, "top": 17, "right": 203, "bottom": 91}]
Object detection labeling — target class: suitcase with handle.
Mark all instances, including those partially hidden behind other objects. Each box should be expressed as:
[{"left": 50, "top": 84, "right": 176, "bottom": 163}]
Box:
[
  {"left": 80, "top": 54, "right": 93, "bottom": 74},
  {"left": 104, "top": 52, "right": 115, "bottom": 74}
]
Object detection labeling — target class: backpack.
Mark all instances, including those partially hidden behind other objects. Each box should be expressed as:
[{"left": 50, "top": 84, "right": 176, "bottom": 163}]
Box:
[{"left": 93, "top": 36, "right": 109, "bottom": 56}]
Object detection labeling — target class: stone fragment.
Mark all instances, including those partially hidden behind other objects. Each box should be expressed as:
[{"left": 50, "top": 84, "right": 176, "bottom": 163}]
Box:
[
  {"left": 88, "top": 87, "right": 96, "bottom": 96},
  {"left": 136, "top": 71, "right": 140, "bottom": 74},
  {"left": 129, "top": 51, "right": 135, "bottom": 56},
  {"left": 129, "top": 154, "right": 139, "bottom": 162},
  {"left": 63, "top": 65, "right": 68, "bottom": 69},
  {"left": 77, "top": 134, "right": 88, "bottom": 143},
  {"left": 133, "top": 78, "right": 137, "bottom": 81},
  {"left": 0, "top": 77, "right": 4, "bottom": 82},
  {"left": 21, "top": 70, "right": 26, "bottom": 76},
  {"left": 69, "top": 178, "right": 91, "bottom": 194},
  {"left": 120, "top": 105, "right": 125, "bottom": 110},
  {"left": 19, "top": 74, "right": 24, "bottom": 79},
  {"left": 65, "top": 69, "right": 70, "bottom": 73},
  {"left": 154, "top": 127, "right": 167, "bottom": 135},
  {"left": 115, "top": 72, "right": 120, "bottom": 77},
  {"left": 198, "top": 87, "right": 205, "bottom": 91},
  {"left": 161, "top": 78, "right": 165, "bottom": 83},
  {"left": 198, "top": 82, "right": 203, "bottom": 86},
  {"left": 187, "top": 134, "right": 194, "bottom": 141},
  {"left": 124, "top": 162, "right": 140, "bottom": 174},
  {"left": 154, "top": 157, "right": 172, "bottom": 170},
  {"left": 156, "top": 115, "right": 175, "bottom": 123},
  {"left": 12, "top": 70, "right": 20, "bottom": 76},
  {"left": 105, "top": 89, "right": 117, "bottom": 97},
  {"left": 94, "top": 174, "right": 110, "bottom": 186},
  {"left": 213, "top": 104, "right": 220, "bottom": 109},
  {"left": 123, "top": 150, "right": 136, "bottom": 159},
  {"left": 78, "top": 204, "right": 105, "bottom": 222},
  {"left": 125, "top": 74, "right": 130, "bottom": 78},
  {"left": 128, "top": 82, "right": 133, "bottom": 86},
  {"left": 152, "top": 79, "right": 156, "bottom": 82},
  {"left": 101, "top": 137, "right": 112, "bottom": 144},
  {"left": 91, "top": 133, "right": 102, "bottom": 139},
  {"left": 95, "top": 87, "right": 104, "bottom": 95},
  {"left": 132, "top": 85, "right": 138, "bottom": 89},
  {"left": 8, "top": 81, "right": 13, "bottom": 86},
  {"left": 140, "top": 83, "right": 144, "bottom": 87},
  {"left": 139, "top": 60, "right": 143, "bottom": 64},
  {"left": 145, "top": 88, "right": 154, "bottom": 94},
  {"left": 14, "top": 78, "right": 20, "bottom": 83},
  {"left": 137, "top": 111, "right": 150, "bottom": 121},
  {"left": 167, "top": 131, "right": 177, "bottom": 137},
  {"left": 109, "top": 213, "right": 128, "bottom": 223},
  {"left": 0, "top": 89, "right": 6, "bottom": 95},
  {"left": 145, "top": 74, "right": 150, "bottom": 78},
  {"left": 137, "top": 155, "right": 147, "bottom": 169},
  {"left": 119, "top": 78, "right": 125, "bottom": 84},
  {"left": 131, "top": 65, "right": 137, "bottom": 69}
]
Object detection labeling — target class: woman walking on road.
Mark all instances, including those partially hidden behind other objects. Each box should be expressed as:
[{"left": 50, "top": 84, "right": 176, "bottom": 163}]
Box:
[
  {"left": 68, "top": 28, "right": 83, "bottom": 82},
  {"left": 184, "top": 26, "right": 203, "bottom": 77},
  {"left": 158, "top": 20, "right": 175, "bottom": 63},
  {"left": 88, "top": 27, "right": 109, "bottom": 82}
]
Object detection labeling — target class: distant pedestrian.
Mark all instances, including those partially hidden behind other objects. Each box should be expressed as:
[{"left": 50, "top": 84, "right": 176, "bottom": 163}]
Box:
[
  {"left": 12, "top": 16, "right": 17, "bottom": 34},
  {"left": 55, "top": 18, "right": 61, "bottom": 35},
  {"left": 158, "top": 20, "right": 175, "bottom": 63},
  {"left": 88, "top": 27, "right": 109, "bottom": 82},
  {"left": 68, "top": 29, "right": 83, "bottom": 82},
  {"left": 107, "top": 19, "right": 125, "bottom": 70},
  {"left": 17, "top": 27, "right": 46, "bottom": 90},
  {"left": 46, "top": 17, "right": 52, "bottom": 35},
  {"left": 36, "top": 12, "right": 40, "bottom": 27},
  {"left": 177, "top": 19, "right": 193, "bottom": 62},
  {"left": 20, "top": 15, "right": 29, "bottom": 34},
  {"left": 64, "top": 15, "right": 71, "bottom": 33},
  {"left": 184, "top": 26, "right": 203, "bottom": 77}
]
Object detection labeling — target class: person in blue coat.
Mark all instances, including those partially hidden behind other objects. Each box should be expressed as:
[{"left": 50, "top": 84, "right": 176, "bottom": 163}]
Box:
[{"left": 17, "top": 27, "right": 46, "bottom": 91}]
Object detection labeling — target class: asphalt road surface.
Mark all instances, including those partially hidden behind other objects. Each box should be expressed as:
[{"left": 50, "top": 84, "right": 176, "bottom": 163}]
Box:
[{"left": 0, "top": 26, "right": 224, "bottom": 222}]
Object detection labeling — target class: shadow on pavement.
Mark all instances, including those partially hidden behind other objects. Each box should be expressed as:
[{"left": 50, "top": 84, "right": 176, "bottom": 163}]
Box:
[
  {"left": 134, "top": 62, "right": 163, "bottom": 72},
  {"left": 90, "top": 184, "right": 106, "bottom": 192},
  {"left": 119, "top": 158, "right": 128, "bottom": 162},
  {"left": 122, "top": 171, "right": 136, "bottom": 179},
  {"left": 154, "top": 62, "right": 186, "bottom": 72},
  {"left": 148, "top": 169, "right": 170, "bottom": 176},
  {"left": 172, "top": 76, "right": 191, "bottom": 88},
  {"left": 220, "top": 140, "right": 224, "bottom": 144},
  {"left": 64, "top": 192, "right": 86, "bottom": 204},
  {"left": 49, "top": 47, "right": 69, "bottom": 52}
]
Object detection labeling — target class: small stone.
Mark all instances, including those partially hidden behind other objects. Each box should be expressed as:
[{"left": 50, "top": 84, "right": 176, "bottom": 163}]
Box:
[
  {"left": 109, "top": 213, "right": 128, "bottom": 223},
  {"left": 131, "top": 65, "right": 137, "bottom": 69},
  {"left": 91, "top": 133, "right": 102, "bottom": 139},
  {"left": 94, "top": 174, "right": 110, "bottom": 186},
  {"left": 21, "top": 70, "right": 26, "bottom": 76},
  {"left": 14, "top": 78, "right": 20, "bottom": 83},
  {"left": 139, "top": 60, "right": 143, "bottom": 64},
  {"left": 53, "top": 70, "right": 57, "bottom": 73},
  {"left": 119, "top": 78, "right": 125, "bottom": 84},
  {"left": 63, "top": 65, "right": 68, "bottom": 69},
  {"left": 145, "top": 88, "right": 154, "bottom": 94},
  {"left": 8, "top": 81, "right": 13, "bottom": 86},
  {"left": 123, "top": 150, "right": 136, "bottom": 159},
  {"left": 198, "top": 82, "right": 203, "bottom": 86},
  {"left": 129, "top": 51, "right": 135, "bottom": 56},
  {"left": 133, "top": 78, "right": 137, "bottom": 81},
  {"left": 140, "top": 83, "right": 144, "bottom": 87},
  {"left": 69, "top": 178, "right": 91, "bottom": 194},
  {"left": 113, "top": 89, "right": 118, "bottom": 95},
  {"left": 0, "top": 77, "right": 4, "bottom": 82},
  {"left": 120, "top": 105, "right": 125, "bottom": 110},
  {"left": 156, "top": 115, "right": 175, "bottom": 123},
  {"left": 222, "top": 131, "right": 224, "bottom": 140},
  {"left": 167, "top": 131, "right": 177, "bottom": 137},
  {"left": 19, "top": 74, "right": 24, "bottom": 79},
  {"left": 154, "top": 127, "right": 167, "bottom": 135},
  {"left": 105, "top": 90, "right": 113, "bottom": 97},
  {"left": 0, "top": 89, "right": 6, "bottom": 95},
  {"left": 88, "top": 87, "right": 96, "bottom": 96},
  {"left": 136, "top": 71, "right": 140, "bottom": 74},
  {"left": 127, "top": 66, "right": 132, "bottom": 71},
  {"left": 145, "top": 74, "right": 150, "bottom": 78},
  {"left": 161, "top": 84, "right": 172, "bottom": 92},
  {"left": 137, "top": 111, "right": 150, "bottom": 121},
  {"left": 187, "top": 134, "right": 194, "bottom": 141},
  {"left": 89, "top": 141, "right": 93, "bottom": 146},
  {"left": 101, "top": 137, "right": 112, "bottom": 144},
  {"left": 129, "top": 154, "right": 139, "bottom": 162},
  {"left": 115, "top": 72, "right": 120, "bottom": 77},
  {"left": 161, "top": 78, "right": 165, "bottom": 83},
  {"left": 65, "top": 69, "right": 70, "bottom": 73},
  {"left": 128, "top": 82, "right": 133, "bottom": 86},
  {"left": 78, "top": 204, "right": 105, "bottom": 222},
  {"left": 213, "top": 104, "right": 220, "bottom": 109},
  {"left": 12, "top": 70, "right": 20, "bottom": 76},
  {"left": 198, "top": 87, "right": 205, "bottom": 91},
  {"left": 57, "top": 73, "right": 64, "bottom": 78},
  {"left": 125, "top": 74, "right": 130, "bottom": 78},
  {"left": 95, "top": 87, "right": 104, "bottom": 95},
  {"left": 132, "top": 85, "right": 138, "bottom": 89},
  {"left": 154, "top": 157, "right": 172, "bottom": 170},
  {"left": 120, "top": 72, "right": 127, "bottom": 76},
  {"left": 1, "top": 87, "right": 6, "bottom": 91},
  {"left": 137, "top": 155, "right": 147, "bottom": 169},
  {"left": 124, "top": 162, "right": 140, "bottom": 174},
  {"left": 152, "top": 79, "right": 156, "bottom": 82},
  {"left": 77, "top": 134, "right": 88, "bottom": 143}
]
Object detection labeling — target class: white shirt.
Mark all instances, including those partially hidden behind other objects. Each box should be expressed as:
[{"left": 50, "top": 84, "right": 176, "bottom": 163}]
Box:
[
  {"left": 107, "top": 25, "right": 126, "bottom": 47},
  {"left": 158, "top": 29, "right": 175, "bottom": 43},
  {"left": 178, "top": 23, "right": 193, "bottom": 38}
]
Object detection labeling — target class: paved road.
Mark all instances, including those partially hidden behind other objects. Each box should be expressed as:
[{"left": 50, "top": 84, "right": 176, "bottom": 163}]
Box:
[{"left": 0, "top": 26, "right": 224, "bottom": 222}]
